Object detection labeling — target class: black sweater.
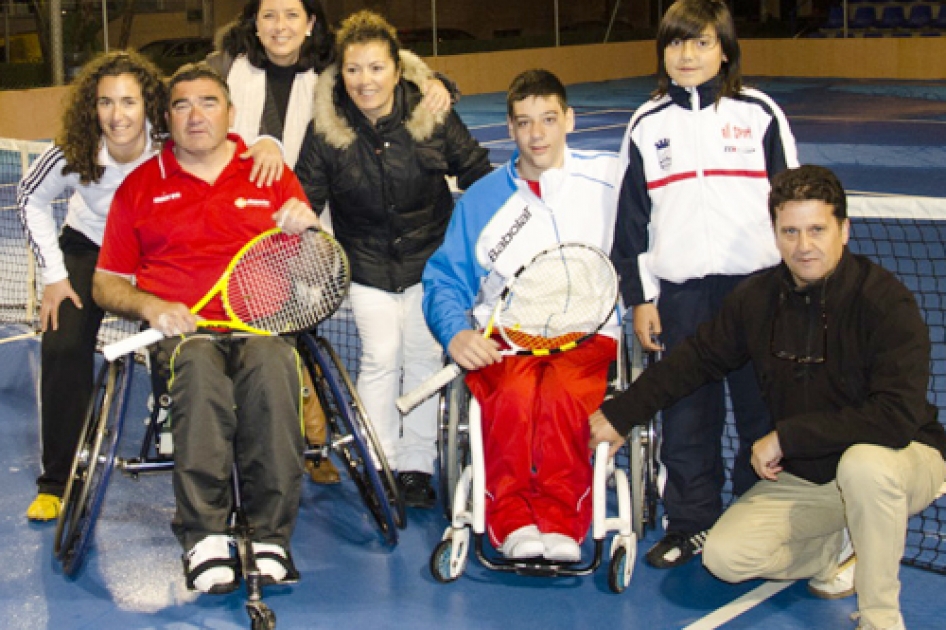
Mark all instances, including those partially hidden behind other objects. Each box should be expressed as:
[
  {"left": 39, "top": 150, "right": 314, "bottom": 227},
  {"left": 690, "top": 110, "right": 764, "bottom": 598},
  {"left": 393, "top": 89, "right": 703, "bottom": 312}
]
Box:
[{"left": 601, "top": 249, "right": 946, "bottom": 484}]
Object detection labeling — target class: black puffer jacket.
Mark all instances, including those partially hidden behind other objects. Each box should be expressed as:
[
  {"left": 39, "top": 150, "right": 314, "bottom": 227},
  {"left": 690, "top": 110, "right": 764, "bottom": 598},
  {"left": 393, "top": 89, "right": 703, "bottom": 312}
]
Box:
[{"left": 295, "top": 52, "right": 491, "bottom": 292}]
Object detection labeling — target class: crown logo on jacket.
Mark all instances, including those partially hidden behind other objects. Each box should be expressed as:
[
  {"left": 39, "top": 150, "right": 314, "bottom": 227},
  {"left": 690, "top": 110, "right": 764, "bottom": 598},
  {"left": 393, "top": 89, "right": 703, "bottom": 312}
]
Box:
[{"left": 655, "top": 138, "right": 671, "bottom": 170}]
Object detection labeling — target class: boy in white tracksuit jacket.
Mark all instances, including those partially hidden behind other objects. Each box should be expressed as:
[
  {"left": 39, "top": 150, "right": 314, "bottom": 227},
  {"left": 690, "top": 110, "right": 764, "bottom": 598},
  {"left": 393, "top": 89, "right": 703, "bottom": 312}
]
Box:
[{"left": 423, "top": 70, "right": 622, "bottom": 562}]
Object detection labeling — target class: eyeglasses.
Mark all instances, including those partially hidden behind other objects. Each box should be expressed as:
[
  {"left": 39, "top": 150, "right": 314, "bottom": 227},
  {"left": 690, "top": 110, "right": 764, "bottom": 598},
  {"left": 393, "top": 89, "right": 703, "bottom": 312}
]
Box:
[
  {"left": 770, "top": 295, "right": 827, "bottom": 365},
  {"left": 667, "top": 35, "right": 719, "bottom": 51}
]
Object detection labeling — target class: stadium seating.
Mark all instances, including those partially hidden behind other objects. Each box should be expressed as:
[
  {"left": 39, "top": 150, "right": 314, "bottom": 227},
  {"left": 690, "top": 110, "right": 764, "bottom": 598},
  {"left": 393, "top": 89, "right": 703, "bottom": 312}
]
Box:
[
  {"left": 905, "top": 4, "right": 933, "bottom": 29},
  {"left": 850, "top": 5, "right": 878, "bottom": 29},
  {"left": 877, "top": 6, "right": 907, "bottom": 29},
  {"left": 933, "top": 3, "right": 946, "bottom": 28}
]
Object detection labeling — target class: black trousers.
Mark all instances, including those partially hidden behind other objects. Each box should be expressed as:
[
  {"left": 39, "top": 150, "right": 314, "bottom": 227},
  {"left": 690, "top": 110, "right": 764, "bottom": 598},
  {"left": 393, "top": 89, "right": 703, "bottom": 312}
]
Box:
[
  {"left": 151, "top": 335, "right": 305, "bottom": 552},
  {"left": 656, "top": 274, "right": 773, "bottom": 534},
  {"left": 37, "top": 227, "right": 105, "bottom": 497}
]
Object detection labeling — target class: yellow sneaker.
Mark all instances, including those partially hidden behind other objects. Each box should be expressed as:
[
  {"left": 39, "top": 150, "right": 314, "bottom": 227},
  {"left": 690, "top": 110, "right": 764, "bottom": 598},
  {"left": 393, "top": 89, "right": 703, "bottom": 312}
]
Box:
[{"left": 27, "top": 493, "right": 62, "bottom": 521}]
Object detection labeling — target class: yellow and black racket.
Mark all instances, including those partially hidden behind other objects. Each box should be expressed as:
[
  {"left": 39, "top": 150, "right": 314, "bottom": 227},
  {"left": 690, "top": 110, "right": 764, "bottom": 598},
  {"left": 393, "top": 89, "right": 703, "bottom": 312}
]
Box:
[
  {"left": 396, "top": 241, "right": 617, "bottom": 414},
  {"left": 103, "top": 228, "right": 349, "bottom": 361}
]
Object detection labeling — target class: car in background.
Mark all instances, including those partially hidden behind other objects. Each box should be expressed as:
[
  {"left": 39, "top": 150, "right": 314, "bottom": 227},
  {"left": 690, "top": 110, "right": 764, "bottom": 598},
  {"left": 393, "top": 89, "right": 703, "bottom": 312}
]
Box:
[{"left": 138, "top": 37, "right": 214, "bottom": 75}]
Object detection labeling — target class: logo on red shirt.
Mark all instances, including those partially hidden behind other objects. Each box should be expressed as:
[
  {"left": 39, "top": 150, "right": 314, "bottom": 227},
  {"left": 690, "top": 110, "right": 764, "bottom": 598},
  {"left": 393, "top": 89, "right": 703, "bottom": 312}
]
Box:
[{"left": 234, "top": 198, "right": 272, "bottom": 209}]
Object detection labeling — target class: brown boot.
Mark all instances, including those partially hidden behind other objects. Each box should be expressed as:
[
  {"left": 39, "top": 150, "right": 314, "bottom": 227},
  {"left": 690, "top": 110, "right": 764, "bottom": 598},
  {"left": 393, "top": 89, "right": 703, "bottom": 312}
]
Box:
[
  {"left": 305, "top": 458, "right": 341, "bottom": 484},
  {"left": 303, "top": 369, "right": 341, "bottom": 485}
]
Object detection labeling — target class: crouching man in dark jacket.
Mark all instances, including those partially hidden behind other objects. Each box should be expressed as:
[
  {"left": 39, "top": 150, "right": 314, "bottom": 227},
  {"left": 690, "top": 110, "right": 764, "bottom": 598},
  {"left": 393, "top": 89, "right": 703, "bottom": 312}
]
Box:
[{"left": 590, "top": 165, "right": 946, "bottom": 630}]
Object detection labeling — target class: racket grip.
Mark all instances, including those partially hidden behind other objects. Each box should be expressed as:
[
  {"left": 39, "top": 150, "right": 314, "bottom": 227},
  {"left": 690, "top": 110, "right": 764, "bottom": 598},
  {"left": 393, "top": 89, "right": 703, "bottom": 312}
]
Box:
[
  {"left": 102, "top": 328, "right": 166, "bottom": 362},
  {"left": 396, "top": 364, "right": 462, "bottom": 415}
]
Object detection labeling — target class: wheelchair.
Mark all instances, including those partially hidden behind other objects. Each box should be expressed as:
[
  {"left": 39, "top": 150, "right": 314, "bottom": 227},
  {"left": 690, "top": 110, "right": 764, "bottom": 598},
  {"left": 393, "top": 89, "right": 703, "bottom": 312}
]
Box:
[
  {"left": 53, "top": 330, "right": 403, "bottom": 630},
  {"left": 429, "top": 329, "right": 658, "bottom": 593}
]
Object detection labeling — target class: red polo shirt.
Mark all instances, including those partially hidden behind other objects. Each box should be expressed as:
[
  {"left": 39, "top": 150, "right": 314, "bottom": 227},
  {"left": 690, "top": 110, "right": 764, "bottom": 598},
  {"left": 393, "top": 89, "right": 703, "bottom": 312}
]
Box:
[{"left": 98, "top": 134, "right": 309, "bottom": 321}]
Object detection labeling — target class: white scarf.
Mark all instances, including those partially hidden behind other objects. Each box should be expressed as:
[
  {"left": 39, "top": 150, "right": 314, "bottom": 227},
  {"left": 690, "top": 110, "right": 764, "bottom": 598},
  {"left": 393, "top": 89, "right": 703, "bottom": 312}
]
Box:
[{"left": 226, "top": 55, "right": 317, "bottom": 168}]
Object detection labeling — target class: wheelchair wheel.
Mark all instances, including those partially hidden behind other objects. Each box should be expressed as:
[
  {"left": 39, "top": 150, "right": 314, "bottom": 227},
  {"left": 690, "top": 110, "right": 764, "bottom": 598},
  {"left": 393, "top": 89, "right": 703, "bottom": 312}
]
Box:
[
  {"left": 430, "top": 538, "right": 464, "bottom": 583},
  {"left": 247, "top": 601, "right": 276, "bottom": 630},
  {"left": 437, "top": 375, "right": 471, "bottom": 521},
  {"left": 298, "top": 334, "right": 403, "bottom": 545},
  {"left": 608, "top": 545, "right": 630, "bottom": 594},
  {"left": 629, "top": 421, "right": 659, "bottom": 540},
  {"left": 54, "top": 357, "right": 133, "bottom": 575}
]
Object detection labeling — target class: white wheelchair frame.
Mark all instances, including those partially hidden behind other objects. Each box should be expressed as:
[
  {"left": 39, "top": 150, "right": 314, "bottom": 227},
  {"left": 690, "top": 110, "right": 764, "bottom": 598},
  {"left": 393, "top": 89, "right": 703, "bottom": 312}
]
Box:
[{"left": 429, "top": 331, "right": 658, "bottom": 593}]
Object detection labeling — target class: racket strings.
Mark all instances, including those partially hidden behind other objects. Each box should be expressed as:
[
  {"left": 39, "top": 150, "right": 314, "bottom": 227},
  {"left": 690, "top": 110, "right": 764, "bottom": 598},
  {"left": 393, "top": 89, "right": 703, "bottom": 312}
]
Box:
[
  {"left": 500, "top": 246, "right": 616, "bottom": 350},
  {"left": 226, "top": 231, "right": 349, "bottom": 332}
]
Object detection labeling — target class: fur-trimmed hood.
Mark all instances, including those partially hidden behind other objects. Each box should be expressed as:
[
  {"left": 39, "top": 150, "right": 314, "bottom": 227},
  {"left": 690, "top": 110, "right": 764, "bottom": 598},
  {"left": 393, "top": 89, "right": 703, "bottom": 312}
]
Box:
[{"left": 312, "top": 50, "right": 446, "bottom": 150}]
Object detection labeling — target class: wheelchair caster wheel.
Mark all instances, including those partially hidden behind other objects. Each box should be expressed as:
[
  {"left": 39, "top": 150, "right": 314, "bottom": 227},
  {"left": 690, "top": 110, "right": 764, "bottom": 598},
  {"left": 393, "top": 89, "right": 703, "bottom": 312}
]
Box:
[
  {"left": 430, "top": 538, "right": 461, "bottom": 583},
  {"left": 608, "top": 543, "right": 633, "bottom": 594},
  {"left": 247, "top": 601, "right": 276, "bottom": 630}
]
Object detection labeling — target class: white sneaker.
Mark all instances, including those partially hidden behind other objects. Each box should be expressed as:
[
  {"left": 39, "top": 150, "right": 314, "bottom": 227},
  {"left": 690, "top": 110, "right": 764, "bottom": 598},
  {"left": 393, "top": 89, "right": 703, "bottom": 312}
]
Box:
[
  {"left": 499, "top": 525, "right": 544, "bottom": 559},
  {"left": 808, "top": 539, "right": 856, "bottom": 600},
  {"left": 252, "top": 542, "right": 289, "bottom": 583},
  {"left": 851, "top": 611, "right": 906, "bottom": 630},
  {"left": 542, "top": 533, "right": 581, "bottom": 563},
  {"left": 185, "top": 535, "right": 237, "bottom": 594}
]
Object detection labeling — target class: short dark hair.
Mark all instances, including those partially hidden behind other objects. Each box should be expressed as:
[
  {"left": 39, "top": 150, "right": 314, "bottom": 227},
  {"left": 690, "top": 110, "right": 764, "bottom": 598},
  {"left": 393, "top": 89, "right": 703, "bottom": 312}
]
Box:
[
  {"left": 506, "top": 69, "right": 568, "bottom": 119},
  {"left": 217, "top": 0, "right": 334, "bottom": 73},
  {"left": 168, "top": 62, "right": 232, "bottom": 104},
  {"left": 768, "top": 165, "right": 848, "bottom": 224},
  {"left": 654, "top": 0, "right": 742, "bottom": 101}
]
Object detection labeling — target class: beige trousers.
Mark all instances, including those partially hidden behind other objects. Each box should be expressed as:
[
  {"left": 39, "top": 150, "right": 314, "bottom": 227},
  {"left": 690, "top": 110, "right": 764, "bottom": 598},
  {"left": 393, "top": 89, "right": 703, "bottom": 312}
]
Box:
[{"left": 703, "top": 442, "right": 946, "bottom": 629}]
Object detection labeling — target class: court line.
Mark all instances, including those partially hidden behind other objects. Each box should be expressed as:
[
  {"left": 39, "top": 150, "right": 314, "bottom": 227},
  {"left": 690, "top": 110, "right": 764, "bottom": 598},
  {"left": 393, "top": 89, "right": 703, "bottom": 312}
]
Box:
[
  {"left": 682, "top": 580, "right": 796, "bottom": 630},
  {"left": 0, "top": 330, "right": 39, "bottom": 345}
]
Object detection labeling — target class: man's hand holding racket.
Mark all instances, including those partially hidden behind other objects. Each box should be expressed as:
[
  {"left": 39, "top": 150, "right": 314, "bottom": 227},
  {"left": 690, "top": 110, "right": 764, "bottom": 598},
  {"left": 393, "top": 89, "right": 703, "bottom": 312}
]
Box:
[
  {"left": 101, "top": 198, "right": 347, "bottom": 361},
  {"left": 135, "top": 197, "right": 319, "bottom": 340},
  {"left": 447, "top": 329, "right": 503, "bottom": 370},
  {"left": 396, "top": 242, "right": 618, "bottom": 414}
]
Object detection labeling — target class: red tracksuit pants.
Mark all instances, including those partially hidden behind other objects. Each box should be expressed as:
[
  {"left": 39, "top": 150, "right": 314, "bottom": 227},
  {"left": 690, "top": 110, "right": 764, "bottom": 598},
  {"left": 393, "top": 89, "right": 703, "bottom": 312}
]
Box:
[{"left": 465, "top": 335, "right": 617, "bottom": 547}]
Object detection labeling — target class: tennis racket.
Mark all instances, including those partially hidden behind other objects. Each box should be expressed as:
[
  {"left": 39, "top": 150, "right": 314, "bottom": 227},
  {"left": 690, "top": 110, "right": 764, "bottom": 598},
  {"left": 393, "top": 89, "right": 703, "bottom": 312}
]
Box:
[
  {"left": 102, "top": 228, "right": 350, "bottom": 361},
  {"left": 396, "top": 241, "right": 618, "bottom": 414}
]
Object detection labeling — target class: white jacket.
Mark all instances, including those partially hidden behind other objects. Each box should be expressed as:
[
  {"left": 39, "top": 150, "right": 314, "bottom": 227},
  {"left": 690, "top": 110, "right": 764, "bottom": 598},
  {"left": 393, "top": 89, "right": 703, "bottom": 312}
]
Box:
[
  {"left": 17, "top": 137, "right": 156, "bottom": 284},
  {"left": 614, "top": 80, "right": 798, "bottom": 305}
]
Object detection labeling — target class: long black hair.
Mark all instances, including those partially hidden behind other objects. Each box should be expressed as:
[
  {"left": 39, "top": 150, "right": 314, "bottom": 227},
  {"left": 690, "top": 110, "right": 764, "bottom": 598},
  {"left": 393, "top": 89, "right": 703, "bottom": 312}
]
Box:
[{"left": 217, "top": 0, "right": 335, "bottom": 73}]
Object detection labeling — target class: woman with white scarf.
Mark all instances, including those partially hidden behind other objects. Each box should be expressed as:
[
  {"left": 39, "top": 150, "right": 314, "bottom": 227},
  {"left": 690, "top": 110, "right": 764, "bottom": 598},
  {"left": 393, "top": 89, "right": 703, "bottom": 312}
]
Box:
[{"left": 207, "top": 0, "right": 453, "bottom": 484}]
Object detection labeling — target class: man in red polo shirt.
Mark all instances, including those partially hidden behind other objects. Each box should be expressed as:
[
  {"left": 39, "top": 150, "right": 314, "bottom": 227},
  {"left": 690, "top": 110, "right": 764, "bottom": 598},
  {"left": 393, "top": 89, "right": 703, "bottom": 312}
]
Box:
[{"left": 93, "top": 63, "right": 318, "bottom": 595}]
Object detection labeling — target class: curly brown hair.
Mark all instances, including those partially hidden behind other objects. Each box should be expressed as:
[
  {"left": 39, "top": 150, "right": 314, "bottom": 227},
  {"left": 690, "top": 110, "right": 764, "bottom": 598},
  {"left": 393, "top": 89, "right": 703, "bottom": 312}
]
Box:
[
  {"left": 335, "top": 10, "right": 401, "bottom": 70},
  {"left": 57, "top": 50, "right": 168, "bottom": 185}
]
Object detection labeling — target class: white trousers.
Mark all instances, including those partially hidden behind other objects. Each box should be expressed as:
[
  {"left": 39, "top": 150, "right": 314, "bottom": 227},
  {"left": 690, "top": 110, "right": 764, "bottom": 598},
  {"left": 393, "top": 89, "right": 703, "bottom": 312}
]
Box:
[
  {"left": 348, "top": 282, "right": 442, "bottom": 473},
  {"left": 704, "top": 442, "right": 946, "bottom": 629}
]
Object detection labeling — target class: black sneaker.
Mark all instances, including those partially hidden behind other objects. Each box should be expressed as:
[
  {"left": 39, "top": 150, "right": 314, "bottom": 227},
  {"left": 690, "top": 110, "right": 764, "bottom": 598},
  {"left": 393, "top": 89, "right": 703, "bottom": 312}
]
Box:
[
  {"left": 645, "top": 530, "right": 708, "bottom": 569},
  {"left": 397, "top": 471, "right": 436, "bottom": 509}
]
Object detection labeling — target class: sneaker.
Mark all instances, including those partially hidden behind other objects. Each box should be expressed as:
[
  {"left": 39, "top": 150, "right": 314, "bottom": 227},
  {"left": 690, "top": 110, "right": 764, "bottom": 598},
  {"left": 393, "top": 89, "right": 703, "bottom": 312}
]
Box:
[
  {"left": 305, "top": 458, "right": 341, "bottom": 485},
  {"left": 397, "top": 471, "right": 436, "bottom": 509},
  {"left": 808, "top": 543, "right": 856, "bottom": 600},
  {"left": 499, "top": 525, "right": 544, "bottom": 559},
  {"left": 252, "top": 542, "right": 300, "bottom": 586},
  {"left": 27, "top": 493, "right": 62, "bottom": 521},
  {"left": 645, "top": 530, "right": 708, "bottom": 569},
  {"left": 851, "top": 612, "right": 906, "bottom": 630},
  {"left": 542, "top": 533, "right": 581, "bottom": 563},
  {"left": 184, "top": 535, "right": 239, "bottom": 594}
]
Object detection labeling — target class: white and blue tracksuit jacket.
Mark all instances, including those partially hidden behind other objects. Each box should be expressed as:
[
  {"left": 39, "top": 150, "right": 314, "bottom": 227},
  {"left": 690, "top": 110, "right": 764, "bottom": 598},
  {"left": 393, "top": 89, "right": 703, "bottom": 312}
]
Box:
[{"left": 423, "top": 146, "right": 623, "bottom": 349}]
